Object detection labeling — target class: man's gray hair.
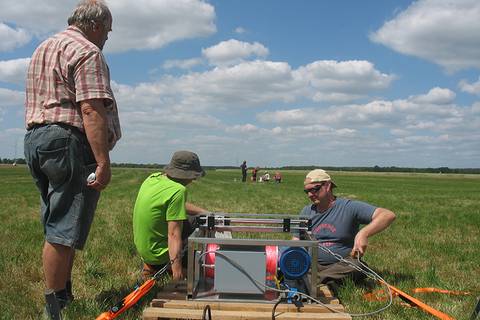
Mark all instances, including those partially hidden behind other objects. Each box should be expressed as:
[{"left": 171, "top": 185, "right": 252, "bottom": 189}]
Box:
[{"left": 68, "top": 0, "right": 111, "bottom": 32}]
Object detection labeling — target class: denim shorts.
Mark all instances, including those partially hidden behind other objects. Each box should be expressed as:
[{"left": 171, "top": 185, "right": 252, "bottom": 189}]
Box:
[{"left": 24, "top": 123, "right": 100, "bottom": 250}]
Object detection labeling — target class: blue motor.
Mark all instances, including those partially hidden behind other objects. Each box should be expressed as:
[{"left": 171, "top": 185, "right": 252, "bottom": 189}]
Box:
[{"left": 278, "top": 247, "right": 311, "bottom": 280}]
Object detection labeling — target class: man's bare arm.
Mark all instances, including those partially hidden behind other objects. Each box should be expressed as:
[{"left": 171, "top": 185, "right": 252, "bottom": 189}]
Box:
[
  {"left": 81, "top": 99, "right": 110, "bottom": 191},
  {"left": 352, "top": 208, "right": 396, "bottom": 256},
  {"left": 185, "top": 202, "right": 208, "bottom": 216},
  {"left": 168, "top": 220, "right": 184, "bottom": 281}
]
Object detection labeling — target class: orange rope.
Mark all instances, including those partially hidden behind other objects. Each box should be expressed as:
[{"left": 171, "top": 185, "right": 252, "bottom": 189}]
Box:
[
  {"left": 386, "top": 284, "right": 455, "bottom": 320},
  {"left": 412, "top": 287, "right": 470, "bottom": 295},
  {"left": 364, "top": 285, "right": 462, "bottom": 320}
]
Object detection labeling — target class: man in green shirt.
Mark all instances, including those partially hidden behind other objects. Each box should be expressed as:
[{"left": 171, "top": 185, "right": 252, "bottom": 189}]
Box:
[{"left": 133, "top": 151, "right": 207, "bottom": 281}]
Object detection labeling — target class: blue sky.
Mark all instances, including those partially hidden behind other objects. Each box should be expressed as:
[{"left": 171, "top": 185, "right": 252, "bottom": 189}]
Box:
[{"left": 1, "top": 0, "right": 479, "bottom": 168}]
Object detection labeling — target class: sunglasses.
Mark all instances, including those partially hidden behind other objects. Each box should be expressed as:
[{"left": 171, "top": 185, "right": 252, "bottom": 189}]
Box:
[{"left": 304, "top": 183, "right": 324, "bottom": 194}]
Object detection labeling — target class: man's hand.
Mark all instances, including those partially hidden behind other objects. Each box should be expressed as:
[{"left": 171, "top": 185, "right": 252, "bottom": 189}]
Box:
[
  {"left": 352, "top": 230, "right": 368, "bottom": 257},
  {"left": 87, "top": 163, "right": 111, "bottom": 191},
  {"left": 171, "top": 261, "right": 185, "bottom": 281}
]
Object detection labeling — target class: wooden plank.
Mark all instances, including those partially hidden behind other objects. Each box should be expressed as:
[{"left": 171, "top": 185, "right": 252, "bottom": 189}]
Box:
[
  {"left": 143, "top": 307, "right": 352, "bottom": 320},
  {"left": 318, "top": 285, "right": 340, "bottom": 304},
  {"left": 151, "top": 299, "right": 345, "bottom": 313},
  {"left": 155, "top": 281, "right": 340, "bottom": 304}
]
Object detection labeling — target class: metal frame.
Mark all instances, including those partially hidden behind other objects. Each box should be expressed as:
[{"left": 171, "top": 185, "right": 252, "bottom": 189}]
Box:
[{"left": 186, "top": 215, "right": 318, "bottom": 303}]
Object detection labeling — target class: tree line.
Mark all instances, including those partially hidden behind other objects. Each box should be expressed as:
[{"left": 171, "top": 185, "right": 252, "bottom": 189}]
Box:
[{"left": 2, "top": 158, "right": 478, "bottom": 174}]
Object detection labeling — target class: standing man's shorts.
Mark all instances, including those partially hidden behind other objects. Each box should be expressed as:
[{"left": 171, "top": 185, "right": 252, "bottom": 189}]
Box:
[{"left": 24, "top": 123, "right": 100, "bottom": 250}]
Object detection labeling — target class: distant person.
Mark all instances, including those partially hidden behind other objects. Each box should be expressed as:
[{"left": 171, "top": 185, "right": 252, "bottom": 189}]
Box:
[
  {"left": 292, "top": 169, "right": 395, "bottom": 292},
  {"left": 133, "top": 151, "right": 208, "bottom": 281},
  {"left": 251, "top": 167, "right": 258, "bottom": 182},
  {"left": 240, "top": 160, "right": 247, "bottom": 182},
  {"left": 274, "top": 171, "right": 282, "bottom": 183},
  {"left": 23, "top": 1, "right": 120, "bottom": 318},
  {"left": 262, "top": 171, "right": 270, "bottom": 182}
]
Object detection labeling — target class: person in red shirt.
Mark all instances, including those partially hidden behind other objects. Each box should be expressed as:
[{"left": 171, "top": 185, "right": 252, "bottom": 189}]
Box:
[
  {"left": 251, "top": 167, "right": 258, "bottom": 182},
  {"left": 274, "top": 171, "right": 282, "bottom": 183}
]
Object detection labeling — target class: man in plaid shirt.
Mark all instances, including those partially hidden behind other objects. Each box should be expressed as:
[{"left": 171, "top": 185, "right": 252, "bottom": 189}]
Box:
[{"left": 23, "top": 1, "right": 121, "bottom": 318}]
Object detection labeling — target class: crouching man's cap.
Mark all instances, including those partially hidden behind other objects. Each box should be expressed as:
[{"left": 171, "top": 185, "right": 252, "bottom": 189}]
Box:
[{"left": 304, "top": 169, "right": 336, "bottom": 187}]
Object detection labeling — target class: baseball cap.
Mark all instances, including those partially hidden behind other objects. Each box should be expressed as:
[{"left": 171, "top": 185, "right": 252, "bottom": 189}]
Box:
[
  {"left": 304, "top": 169, "right": 336, "bottom": 187},
  {"left": 164, "top": 150, "right": 205, "bottom": 180}
]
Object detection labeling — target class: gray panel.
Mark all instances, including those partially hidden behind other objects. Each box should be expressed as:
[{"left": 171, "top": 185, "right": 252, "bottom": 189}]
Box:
[{"left": 214, "top": 250, "right": 266, "bottom": 294}]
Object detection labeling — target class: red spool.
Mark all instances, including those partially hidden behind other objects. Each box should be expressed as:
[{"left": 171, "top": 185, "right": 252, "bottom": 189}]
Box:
[
  {"left": 265, "top": 245, "right": 278, "bottom": 280},
  {"left": 204, "top": 243, "right": 219, "bottom": 278},
  {"left": 204, "top": 244, "right": 278, "bottom": 281}
]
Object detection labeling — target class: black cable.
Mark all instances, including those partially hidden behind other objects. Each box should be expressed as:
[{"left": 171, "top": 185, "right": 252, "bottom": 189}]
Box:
[
  {"left": 202, "top": 304, "right": 212, "bottom": 320},
  {"left": 271, "top": 298, "right": 284, "bottom": 320}
]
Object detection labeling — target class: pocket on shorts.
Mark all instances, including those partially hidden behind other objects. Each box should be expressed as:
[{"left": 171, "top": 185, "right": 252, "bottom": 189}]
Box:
[{"left": 38, "top": 137, "right": 70, "bottom": 190}]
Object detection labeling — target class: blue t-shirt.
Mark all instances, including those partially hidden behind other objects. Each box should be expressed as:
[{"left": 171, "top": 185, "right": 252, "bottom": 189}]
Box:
[{"left": 297, "top": 198, "right": 376, "bottom": 264}]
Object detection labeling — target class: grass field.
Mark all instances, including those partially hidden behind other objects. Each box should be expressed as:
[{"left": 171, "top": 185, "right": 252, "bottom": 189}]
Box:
[{"left": 0, "top": 165, "right": 479, "bottom": 320}]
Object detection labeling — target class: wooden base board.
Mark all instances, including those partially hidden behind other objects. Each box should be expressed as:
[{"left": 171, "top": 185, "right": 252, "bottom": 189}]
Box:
[
  {"left": 143, "top": 282, "right": 350, "bottom": 319},
  {"left": 155, "top": 281, "right": 340, "bottom": 304}
]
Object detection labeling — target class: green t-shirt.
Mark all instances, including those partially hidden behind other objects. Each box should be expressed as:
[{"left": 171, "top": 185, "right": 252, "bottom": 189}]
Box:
[{"left": 133, "top": 173, "right": 188, "bottom": 265}]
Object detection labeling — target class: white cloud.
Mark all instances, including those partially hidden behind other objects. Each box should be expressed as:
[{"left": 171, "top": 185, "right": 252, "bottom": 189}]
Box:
[
  {"left": 162, "top": 58, "right": 203, "bottom": 70},
  {"left": 0, "top": 88, "right": 24, "bottom": 124},
  {"left": 113, "top": 59, "right": 395, "bottom": 116},
  {"left": 202, "top": 39, "right": 269, "bottom": 66},
  {"left": 0, "top": 1, "right": 71, "bottom": 36},
  {"left": 226, "top": 123, "right": 259, "bottom": 133},
  {"left": 250, "top": 87, "right": 479, "bottom": 167},
  {"left": 294, "top": 60, "right": 395, "bottom": 102},
  {"left": 0, "top": 58, "right": 30, "bottom": 85},
  {"left": 473, "top": 102, "right": 480, "bottom": 113},
  {"left": 370, "top": 0, "right": 480, "bottom": 71},
  {"left": 411, "top": 87, "right": 456, "bottom": 104},
  {"left": 0, "top": 87, "right": 24, "bottom": 109},
  {"left": 234, "top": 27, "right": 246, "bottom": 34},
  {"left": 459, "top": 77, "right": 480, "bottom": 95},
  {"left": 0, "top": 23, "right": 31, "bottom": 51},
  {"left": 258, "top": 87, "right": 470, "bottom": 134},
  {"left": 107, "top": 0, "right": 216, "bottom": 53},
  {"left": 0, "top": 0, "right": 216, "bottom": 54}
]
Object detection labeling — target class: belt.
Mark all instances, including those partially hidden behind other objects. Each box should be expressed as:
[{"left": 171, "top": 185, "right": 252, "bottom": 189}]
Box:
[{"left": 28, "top": 122, "right": 84, "bottom": 135}]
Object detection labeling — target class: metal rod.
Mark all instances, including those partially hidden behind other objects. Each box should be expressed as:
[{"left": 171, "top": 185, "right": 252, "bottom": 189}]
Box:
[
  {"left": 199, "top": 225, "right": 308, "bottom": 233},
  {"left": 206, "top": 212, "right": 299, "bottom": 218},
  {"left": 204, "top": 218, "right": 308, "bottom": 224}
]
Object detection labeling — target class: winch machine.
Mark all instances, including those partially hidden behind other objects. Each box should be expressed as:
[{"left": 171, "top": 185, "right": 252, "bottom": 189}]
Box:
[{"left": 185, "top": 213, "right": 318, "bottom": 304}]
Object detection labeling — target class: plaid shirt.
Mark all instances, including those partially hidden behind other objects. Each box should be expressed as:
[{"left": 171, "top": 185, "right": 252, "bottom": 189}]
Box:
[{"left": 25, "top": 26, "right": 121, "bottom": 150}]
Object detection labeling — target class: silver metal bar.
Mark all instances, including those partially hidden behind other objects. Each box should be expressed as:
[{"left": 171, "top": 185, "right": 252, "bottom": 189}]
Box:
[
  {"left": 187, "top": 239, "right": 195, "bottom": 297},
  {"left": 203, "top": 218, "right": 308, "bottom": 224},
  {"left": 310, "top": 244, "right": 318, "bottom": 299},
  {"left": 207, "top": 212, "right": 299, "bottom": 218},
  {"left": 188, "top": 236, "right": 317, "bottom": 247},
  {"left": 200, "top": 225, "right": 308, "bottom": 233}
]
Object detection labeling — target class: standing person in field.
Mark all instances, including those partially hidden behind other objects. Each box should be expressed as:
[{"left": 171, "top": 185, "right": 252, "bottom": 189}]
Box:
[
  {"left": 133, "top": 151, "right": 208, "bottom": 282},
  {"left": 251, "top": 167, "right": 258, "bottom": 182},
  {"left": 292, "top": 169, "right": 395, "bottom": 292},
  {"left": 274, "top": 171, "right": 282, "bottom": 183},
  {"left": 23, "top": 1, "right": 120, "bottom": 319},
  {"left": 240, "top": 160, "right": 247, "bottom": 182}
]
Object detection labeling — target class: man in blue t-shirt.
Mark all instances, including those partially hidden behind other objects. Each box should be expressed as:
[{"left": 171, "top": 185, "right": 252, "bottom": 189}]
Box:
[{"left": 293, "top": 169, "right": 396, "bottom": 289}]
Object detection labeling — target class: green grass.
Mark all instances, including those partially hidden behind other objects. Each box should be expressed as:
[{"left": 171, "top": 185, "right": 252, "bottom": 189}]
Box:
[{"left": 0, "top": 165, "right": 479, "bottom": 319}]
